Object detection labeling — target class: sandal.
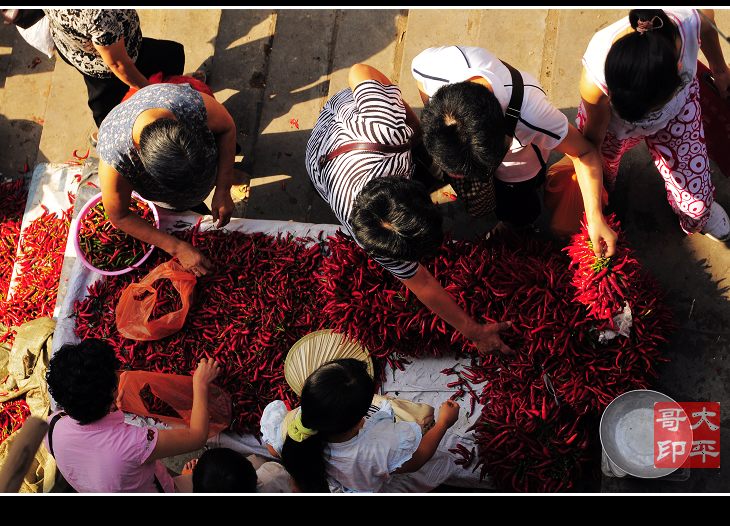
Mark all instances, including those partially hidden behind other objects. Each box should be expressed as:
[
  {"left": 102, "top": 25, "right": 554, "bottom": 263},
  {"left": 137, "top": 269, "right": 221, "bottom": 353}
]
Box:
[{"left": 181, "top": 458, "right": 199, "bottom": 475}]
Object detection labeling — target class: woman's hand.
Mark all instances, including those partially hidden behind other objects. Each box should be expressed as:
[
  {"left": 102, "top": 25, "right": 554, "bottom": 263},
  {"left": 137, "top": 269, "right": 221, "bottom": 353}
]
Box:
[
  {"left": 211, "top": 188, "right": 234, "bottom": 229},
  {"left": 587, "top": 214, "right": 618, "bottom": 257},
  {"left": 465, "top": 321, "right": 514, "bottom": 356},
  {"left": 173, "top": 240, "right": 213, "bottom": 277}
]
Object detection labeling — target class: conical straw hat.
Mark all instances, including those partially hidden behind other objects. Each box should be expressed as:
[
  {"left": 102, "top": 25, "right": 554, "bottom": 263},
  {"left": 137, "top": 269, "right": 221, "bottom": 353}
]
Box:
[{"left": 284, "top": 330, "right": 374, "bottom": 396}]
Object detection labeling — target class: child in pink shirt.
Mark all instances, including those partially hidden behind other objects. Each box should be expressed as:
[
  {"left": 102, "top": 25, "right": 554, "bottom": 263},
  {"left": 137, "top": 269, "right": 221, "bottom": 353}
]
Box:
[{"left": 46, "top": 338, "right": 220, "bottom": 493}]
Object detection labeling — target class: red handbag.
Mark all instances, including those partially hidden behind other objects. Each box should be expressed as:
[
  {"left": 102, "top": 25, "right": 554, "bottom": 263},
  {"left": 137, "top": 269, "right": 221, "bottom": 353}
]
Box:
[{"left": 697, "top": 60, "right": 730, "bottom": 178}]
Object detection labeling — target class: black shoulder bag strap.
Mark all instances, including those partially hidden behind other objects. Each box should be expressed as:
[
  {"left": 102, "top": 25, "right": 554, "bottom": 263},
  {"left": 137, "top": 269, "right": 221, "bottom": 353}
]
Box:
[
  {"left": 500, "top": 60, "right": 524, "bottom": 144},
  {"left": 47, "top": 411, "right": 67, "bottom": 458}
]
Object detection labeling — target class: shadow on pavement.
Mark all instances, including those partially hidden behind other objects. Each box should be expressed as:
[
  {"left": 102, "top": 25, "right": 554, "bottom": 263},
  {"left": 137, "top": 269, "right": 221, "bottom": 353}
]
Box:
[{"left": 0, "top": 112, "right": 48, "bottom": 179}]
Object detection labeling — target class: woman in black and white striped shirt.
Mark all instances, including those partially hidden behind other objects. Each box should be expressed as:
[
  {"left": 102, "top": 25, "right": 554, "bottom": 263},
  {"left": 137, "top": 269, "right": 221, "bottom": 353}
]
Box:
[{"left": 306, "top": 64, "right": 513, "bottom": 355}]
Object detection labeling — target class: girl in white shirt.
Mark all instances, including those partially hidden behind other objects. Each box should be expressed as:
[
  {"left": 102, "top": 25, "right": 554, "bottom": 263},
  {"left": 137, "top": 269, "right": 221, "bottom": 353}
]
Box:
[
  {"left": 579, "top": 8, "right": 730, "bottom": 241},
  {"left": 260, "top": 358, "right": 460, "bottom": 493}
]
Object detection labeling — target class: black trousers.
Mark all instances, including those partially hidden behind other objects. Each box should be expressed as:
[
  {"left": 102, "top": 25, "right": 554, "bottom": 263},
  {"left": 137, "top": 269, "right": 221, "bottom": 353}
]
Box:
[
  {"left": 61, "top": 37, "right": 185, "bottom": 127},
  {"left": 494, "top": 169, "right": 546, "bottom": 227}
]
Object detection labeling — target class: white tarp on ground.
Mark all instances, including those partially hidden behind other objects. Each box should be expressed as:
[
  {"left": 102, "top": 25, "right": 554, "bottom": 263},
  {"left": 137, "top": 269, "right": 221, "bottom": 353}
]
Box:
[
  {"left": 6, "top": 163, "right": 79, "bottom": 308},
  {"left": 46, "top": 167, "right": 492, "bottom": 490}
]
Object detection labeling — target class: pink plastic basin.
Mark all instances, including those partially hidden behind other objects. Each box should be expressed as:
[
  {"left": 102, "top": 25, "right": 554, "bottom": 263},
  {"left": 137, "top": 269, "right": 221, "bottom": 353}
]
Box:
[{"left": 73, "top": 192, "right": 160, "bottom": 276}]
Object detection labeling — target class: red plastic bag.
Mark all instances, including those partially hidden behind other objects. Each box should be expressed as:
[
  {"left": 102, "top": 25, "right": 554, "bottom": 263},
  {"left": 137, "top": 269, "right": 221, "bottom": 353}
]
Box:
[
  {"left": 697, "top": 60, "right": 730, "bottom": 178},
  {"left": 116, "top": 260, "right": 196, "bottom": 341},
  {"left": 544, "top": 157, "right": 609, "bottom": 237},
  {"left": 116, "top": 370, "right": 231, "bottom": 437},
  {"left": 122, "top": 71, "right": 214, "bottom": 102}
]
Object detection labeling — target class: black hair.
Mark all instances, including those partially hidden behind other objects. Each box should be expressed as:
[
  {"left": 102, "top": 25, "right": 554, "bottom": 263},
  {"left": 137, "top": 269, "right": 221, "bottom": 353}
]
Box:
[
  {"left": 280, "top": 359, "right": 374, "bottom": 493},
  {"left": 349, "top": 176, "right": 443, "bottom": 261},
  {"left": 192, "top": 448, "right": 258, "bottom": 493},
  {"left": 137, "top": 118, "right": 212, "bottom": 197},
  {"left": 46, "top": 339, "right": 119, "bottom": 425},
  {"left": 421, "top": 81, "right": 507, "bottom": 179},
  {"left": 605, "top": 9, "right": 682, "bottom": 122}
]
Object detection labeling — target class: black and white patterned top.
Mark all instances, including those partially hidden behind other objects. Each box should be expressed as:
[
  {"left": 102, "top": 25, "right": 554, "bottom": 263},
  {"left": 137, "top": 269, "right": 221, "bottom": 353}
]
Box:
[
  {"left": 97, "top": 83, "right": 218, "bottom": 210},
  {"left": 305, "top": 80, "right": 418, "bottom": 280},
  {"left": 44, "top": 9, "right": 142, "bottom": 78}
]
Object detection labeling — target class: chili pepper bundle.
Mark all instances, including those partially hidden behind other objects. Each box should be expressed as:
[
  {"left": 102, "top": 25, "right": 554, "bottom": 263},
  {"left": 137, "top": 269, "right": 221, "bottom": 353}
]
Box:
[
  {"left": 139, "top": 383, "right": 182, "bottom": 418},
  {"left": 443, "top": 353, "right": 593, "bottom": 492},
  {"left": 74, "top": 225, "right": 325, "bottom": 432},
  {"left": 564, "top": 213, "right": 643, "bottom": 325},
  {"left": 78, "top": 198, "right": 155, "bottom": 271},
  {"left": 430, "top": 230, "right": 670, "bottom": 490},
  {"left": 0, "top": 398, "right": 31, "bottom": 444},
  {"left": 0, "top": 207, "right": 73, "bottom": 343}
]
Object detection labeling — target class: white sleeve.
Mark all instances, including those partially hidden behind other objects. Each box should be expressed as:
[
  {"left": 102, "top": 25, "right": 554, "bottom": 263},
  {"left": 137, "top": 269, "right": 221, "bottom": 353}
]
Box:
[
  {"left": 519, "top": 91, "right": 569, "bottom": 152},
  {"left": 368, "top": 400, "right": 421, "bottom": 472},
  {"left": 260, "top": 400, "right": 289, "bottom": 455},
  {"left": 386, "top": 421, "right": 422, "bottom": 472},
  {"left": 581, "top": 31, "right": 610, "bottom": 96},
  {"left": 411, "top": 46, "right": 453, "bottom": 97}
]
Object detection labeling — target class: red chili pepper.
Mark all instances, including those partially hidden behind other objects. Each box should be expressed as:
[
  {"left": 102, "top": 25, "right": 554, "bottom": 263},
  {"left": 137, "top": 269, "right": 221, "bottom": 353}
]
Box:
[{"left": 72, "top": 148, "right": 90, "bottom": 160}]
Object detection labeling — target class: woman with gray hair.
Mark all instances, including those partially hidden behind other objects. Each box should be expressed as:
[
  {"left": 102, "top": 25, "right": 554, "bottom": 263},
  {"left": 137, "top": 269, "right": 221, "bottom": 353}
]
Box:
[{"left": 97, "top": 82, "right": 236, "bottom": 277}]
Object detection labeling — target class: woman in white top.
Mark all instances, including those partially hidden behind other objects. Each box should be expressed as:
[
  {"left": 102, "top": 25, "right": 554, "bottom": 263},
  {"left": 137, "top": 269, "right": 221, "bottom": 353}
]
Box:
[
  {"left": 412, "top": 45, "right": 617, "bottom": 257},
  {"left": 579, "top": 8, "right": 730, "bottom": 241},
  {"left": 260, "top": 358, "right": 460, "bottom": 493}
]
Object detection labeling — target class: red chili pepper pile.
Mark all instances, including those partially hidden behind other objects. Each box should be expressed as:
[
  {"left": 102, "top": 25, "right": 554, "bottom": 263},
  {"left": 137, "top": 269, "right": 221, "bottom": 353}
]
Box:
[
  {"left": 78, "top": 198, "right": 155, "bottom": 272},
  {"left": 0, "top": 398, "right": 31, "bottom": 444},
  {"left": 139, "top": 383, "right": 181, "bottom": 419},
  {"left": 147, "top": 279, "right": 183, "bottom": 321},
  {"left": 470, "top": 377, "right": 593, "bottom": 492},
  {"left": 0, "top": 206, "right": 73, "bottom": 343},
  {"left": 319, "top": 229, "right": 673, "bottom": 491},
  {"left": 318, "top": 232, "right": 457, "bottom": 366},
  {"left": 71, "top": 222, "right": 673, "bottom": 490},
  {"left": 0, "top": 180, "right": 27, "bottom": 303},
  {"left": 74, "top": 224, "right": 324, "bottom": 432}
]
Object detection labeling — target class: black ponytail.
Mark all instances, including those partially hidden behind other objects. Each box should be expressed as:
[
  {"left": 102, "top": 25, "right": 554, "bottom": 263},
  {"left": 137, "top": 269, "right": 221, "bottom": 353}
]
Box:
[
  {"left": 605, "top": 9, "right": 682, "bottom": 122},
  {"left": 280, "top": 434, "right": 330, "bottom": 493},
  {"left": 280, "top": 359, "right": 374, "bottom": 493}
]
